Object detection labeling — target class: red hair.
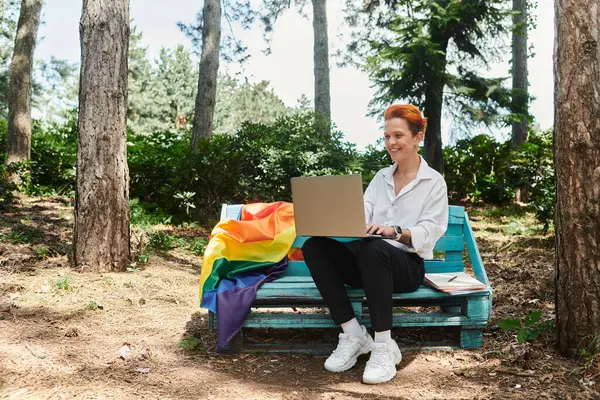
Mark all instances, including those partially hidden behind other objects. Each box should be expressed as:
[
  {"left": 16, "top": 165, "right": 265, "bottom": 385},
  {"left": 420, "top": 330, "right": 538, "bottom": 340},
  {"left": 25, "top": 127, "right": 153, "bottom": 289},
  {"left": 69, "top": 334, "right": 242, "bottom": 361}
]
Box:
[{"left": 383, "top": 104, "right": 427, "bottom": 136}]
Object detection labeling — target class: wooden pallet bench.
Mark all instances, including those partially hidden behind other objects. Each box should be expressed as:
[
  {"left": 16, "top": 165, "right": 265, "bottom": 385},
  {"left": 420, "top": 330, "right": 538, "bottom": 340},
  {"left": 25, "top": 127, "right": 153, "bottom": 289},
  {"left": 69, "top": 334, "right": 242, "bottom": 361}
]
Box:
[{"left": 208, "top": 204, "right": 492, "bottom": 353}]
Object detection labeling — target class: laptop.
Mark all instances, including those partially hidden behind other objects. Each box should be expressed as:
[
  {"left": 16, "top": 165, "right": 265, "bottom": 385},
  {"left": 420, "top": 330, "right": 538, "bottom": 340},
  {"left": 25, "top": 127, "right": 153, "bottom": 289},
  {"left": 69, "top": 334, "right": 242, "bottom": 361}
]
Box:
[{"left": 291, "top": 174, "right": 394, "bottom": 238}]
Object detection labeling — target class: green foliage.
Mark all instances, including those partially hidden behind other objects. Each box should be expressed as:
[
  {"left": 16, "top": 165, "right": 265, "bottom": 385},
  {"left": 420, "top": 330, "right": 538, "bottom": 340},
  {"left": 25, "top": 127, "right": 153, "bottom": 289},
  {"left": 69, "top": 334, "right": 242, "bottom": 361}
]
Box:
[
  {"left": 0, "top": 0, "right": 19, "bottom": 118},
  {"left": 578, "top": 334, "right": 600, "bottom": 371},
  {"left": 32, "top": 57, "right": 79, "bottom": 123},
  {"left": 55, "top": 275, "right": 73, "bottom": 291},
  {"left": 444, "top": 129, "right": 555, "bottom": 228},
  {"left": 0, "top": 229, "right": 39, "bottom": 244},
  {"left": 148, "top": 232, "right": 186, "bottom": 252},
  {"left": 212, "top": 75, "right": 290, "bottom": 134},
  {"left": 87, "top": 300, "right": 100, "bottom": 311},
  {"left": 129, "top": 113, "right": 360, "bottom": 222},
  {"left": 173, "top": 191, "right": 196, "bottom": 216},
  {"left": 189, "top": 237, "right": 209, "bottom": 256},
  {"left": 497, "top": 311, "right": 554, "bottom": 344},
  {"left": 347, "top": 0, "right": 511, "bottom": 127},
  {"left": 0, "top": 119, "right": 16, "bottom": 205},
  {"left": 130, "top": 198, "right": 172, "bottom": 227},
  {"left": 28, "top": 113, "right": 77, "bottom": 196},
  {"left": 359, "top": 139, "right": 390, "bottom": 187},
  {"left": 34, "top": 246, "right": 50, "bottom": 259},
  {"left": 127, "top": 31, "right": 290, "bottom": 135},
  {"left": 176, "top": 335, "right": 206, "bottom": 353},
  {"left": 0, "top": 158, "right": 16, "bottom": 207},
  {"left": 444, "top": 134, "right": 513, "bottom": 204}
]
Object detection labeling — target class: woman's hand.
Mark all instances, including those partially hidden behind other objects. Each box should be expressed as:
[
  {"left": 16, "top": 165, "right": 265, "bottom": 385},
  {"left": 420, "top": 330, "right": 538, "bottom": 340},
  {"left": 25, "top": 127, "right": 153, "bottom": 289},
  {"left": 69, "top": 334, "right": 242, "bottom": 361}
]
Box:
[{"left": 366, "top": 224, "right": 396, "bottom": 237}]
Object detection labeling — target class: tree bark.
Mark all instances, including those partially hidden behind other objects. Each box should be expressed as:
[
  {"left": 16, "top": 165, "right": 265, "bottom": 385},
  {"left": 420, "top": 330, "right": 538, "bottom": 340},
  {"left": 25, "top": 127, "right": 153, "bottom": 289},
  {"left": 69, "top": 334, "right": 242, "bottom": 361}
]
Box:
[
  {"left": 511, "top": 0, "right": 528, "bottom": 147},
  {"left": 312, "top": 0, "right": 331, "bottom": 135},
  {"left": 554, "top": 0, "right": 600, "bottom": 357},
  {"left": 6, "top": 0, "right": 42, "bottom": 164},
  {"left": 423, "top": 81, "right": 444, "bottom": 174},
  {"left": 74, "top": 0, "right": 130, "bottom": 273},
  {"left": 191, "top": 0, "right": 221, "bottom": 152},
  {"left": 422, "top": 30, "right": 448, "bottom": 174}
]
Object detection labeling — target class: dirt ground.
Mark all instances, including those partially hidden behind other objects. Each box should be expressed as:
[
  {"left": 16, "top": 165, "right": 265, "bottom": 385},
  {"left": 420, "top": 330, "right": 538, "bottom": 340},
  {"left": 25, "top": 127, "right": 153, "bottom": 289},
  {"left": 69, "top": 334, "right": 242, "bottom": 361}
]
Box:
[{"left": 0, "top": 197, "right": 598, "bottom": 400}]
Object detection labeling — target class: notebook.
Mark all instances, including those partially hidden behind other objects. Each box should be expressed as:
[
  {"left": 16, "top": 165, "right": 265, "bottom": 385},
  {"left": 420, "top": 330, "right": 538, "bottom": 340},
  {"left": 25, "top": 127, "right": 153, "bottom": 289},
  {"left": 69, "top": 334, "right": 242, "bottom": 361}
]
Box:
[{"left": 424, "top": 272, "right": 488, "bottom": 293}]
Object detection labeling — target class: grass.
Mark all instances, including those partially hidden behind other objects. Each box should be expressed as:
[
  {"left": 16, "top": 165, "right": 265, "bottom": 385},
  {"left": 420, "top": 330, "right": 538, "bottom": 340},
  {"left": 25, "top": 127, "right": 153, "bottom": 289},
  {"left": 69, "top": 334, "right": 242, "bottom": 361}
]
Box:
[
  {"left": 34, "top": 246, "right": 50, "bottom": 259},
  {"left": 87, "top": 300, "right": 100, "bottom": 310},
  {"left": 55, "top": 275, "right": 73, "bottom": 291},
  {"left": 176, "top": 335, "right": 206, "bottom": 354},
  {"left": 0, "top": 229, "right": 41, "bottom": 244},
  {"left": 578, "top": 334, "right": 600, "bottom": 371},
  {"left": 189, "top": 237, "right": 209, "bottom": 256}
]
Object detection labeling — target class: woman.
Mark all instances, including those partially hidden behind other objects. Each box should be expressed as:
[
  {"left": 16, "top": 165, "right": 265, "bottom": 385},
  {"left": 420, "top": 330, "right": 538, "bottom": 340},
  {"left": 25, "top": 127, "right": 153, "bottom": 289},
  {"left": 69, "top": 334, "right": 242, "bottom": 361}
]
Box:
[{"left": 302, "top": 104, "right": 448, "bottom": 385}]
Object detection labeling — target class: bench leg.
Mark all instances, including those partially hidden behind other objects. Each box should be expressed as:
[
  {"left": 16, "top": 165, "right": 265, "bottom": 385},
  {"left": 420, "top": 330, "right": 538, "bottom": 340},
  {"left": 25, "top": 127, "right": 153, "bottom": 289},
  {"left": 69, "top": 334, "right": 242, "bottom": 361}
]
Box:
[
  {"left": 456, "top": 327, "right": 483, "bottom": 348},
  {"left": 352, "top": 301, "right": 363, "bottom": 321},
  {"left": 208, "top": 311, "right": 217, "bottom": 331},
  {"left": 209, "top": 311, "right": 244, "bottom": 353}
]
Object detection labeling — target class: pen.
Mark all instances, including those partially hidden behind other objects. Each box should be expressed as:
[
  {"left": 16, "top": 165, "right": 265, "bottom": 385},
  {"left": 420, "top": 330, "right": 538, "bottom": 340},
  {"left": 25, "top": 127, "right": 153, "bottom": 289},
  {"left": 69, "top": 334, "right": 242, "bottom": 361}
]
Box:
[{"left": 447, "top": 275, "right": 458, "bottom": 283}]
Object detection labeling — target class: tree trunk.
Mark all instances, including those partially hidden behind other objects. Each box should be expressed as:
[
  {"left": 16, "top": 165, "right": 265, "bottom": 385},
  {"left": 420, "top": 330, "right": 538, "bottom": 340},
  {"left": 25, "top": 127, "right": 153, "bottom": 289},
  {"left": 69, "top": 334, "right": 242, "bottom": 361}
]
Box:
[
  {"left": 312, "top": 0, "right": 331, "bottom": 135},
  {"left": 74, "top": 0, "right": 130, "bottom": 273},
  {"left": 423, "top": 81, "right": 444, "bottom": 174},
  {"left": 191, "top": 0, "right": 221, "bottom": 152},
  {"left": 6, "top": 0, "right": 42, "bottom": 165},
  {"left": 511, "top": 0, "right": 528, "bottom": 147},
  {"left": 554, "top": 0, "right": 600, "bottom": 357}
]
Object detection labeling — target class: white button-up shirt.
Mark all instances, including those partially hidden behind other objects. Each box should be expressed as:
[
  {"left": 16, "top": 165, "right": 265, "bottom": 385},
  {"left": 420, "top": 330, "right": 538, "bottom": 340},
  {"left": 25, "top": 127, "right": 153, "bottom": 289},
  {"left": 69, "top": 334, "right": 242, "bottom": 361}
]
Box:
[{"left": 364, "top": 156, "right": 449, "bottom": 259}]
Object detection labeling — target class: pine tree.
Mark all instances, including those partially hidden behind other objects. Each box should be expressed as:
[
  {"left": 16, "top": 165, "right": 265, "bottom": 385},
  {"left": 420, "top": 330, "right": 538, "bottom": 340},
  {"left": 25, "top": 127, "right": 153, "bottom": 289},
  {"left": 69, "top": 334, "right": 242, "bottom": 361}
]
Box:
[{"left": 346, "top": 0, "right": 511, "bottom": 173}]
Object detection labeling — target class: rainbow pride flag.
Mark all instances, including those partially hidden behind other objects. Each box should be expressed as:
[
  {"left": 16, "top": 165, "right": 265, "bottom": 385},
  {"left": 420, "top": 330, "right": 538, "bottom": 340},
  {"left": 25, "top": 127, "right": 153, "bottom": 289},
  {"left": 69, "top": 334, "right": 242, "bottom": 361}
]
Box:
[{"left": 200, "top": 202, "right": 298, "bottom": 350}]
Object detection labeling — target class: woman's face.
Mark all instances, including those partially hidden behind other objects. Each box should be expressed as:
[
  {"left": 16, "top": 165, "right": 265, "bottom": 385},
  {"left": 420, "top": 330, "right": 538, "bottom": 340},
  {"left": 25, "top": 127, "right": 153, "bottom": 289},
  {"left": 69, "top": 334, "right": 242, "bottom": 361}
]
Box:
[{"left": 383, "top": 118, "right": 423, "bottom": 164}]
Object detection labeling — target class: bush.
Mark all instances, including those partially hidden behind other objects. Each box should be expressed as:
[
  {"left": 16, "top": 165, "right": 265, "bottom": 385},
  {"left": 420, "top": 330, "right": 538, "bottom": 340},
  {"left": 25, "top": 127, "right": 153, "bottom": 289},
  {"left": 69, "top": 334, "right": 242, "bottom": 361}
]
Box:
[
  {"left": 0, "top": 119, "right": 16, "bottom": 205},
  {"left": 359, "top": 139, "right": 390, "bottom": 188},
  {"left": 128, "top": 113, "right": 363, "bottom": 222},
  {"left": 443, "top": 130, "right": 555, "bottom": 220},
  {"left": 29, "top": 114, "right": 77, "bottom": 196},
  {"left": 444, "top": 134, "right": 514, "bottom": 204},
  {"left": 1, "top": 111, "right": 556, "bottom": 228}
]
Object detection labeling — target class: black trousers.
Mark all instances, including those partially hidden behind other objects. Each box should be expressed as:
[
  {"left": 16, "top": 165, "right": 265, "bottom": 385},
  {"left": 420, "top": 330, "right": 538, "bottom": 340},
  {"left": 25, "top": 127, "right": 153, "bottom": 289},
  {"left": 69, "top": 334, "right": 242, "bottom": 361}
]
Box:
[{"left": 302, "top": 237, "right": 425, "bottom": 332}]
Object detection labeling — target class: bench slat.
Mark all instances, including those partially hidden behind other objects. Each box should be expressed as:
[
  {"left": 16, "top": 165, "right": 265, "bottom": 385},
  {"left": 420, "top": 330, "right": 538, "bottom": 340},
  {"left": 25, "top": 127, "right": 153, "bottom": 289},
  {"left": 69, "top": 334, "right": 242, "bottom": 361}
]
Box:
[
  {"left": 243, "top": 311, "right": 487, "bottom": 329},
  {"left": 291, "top": 235, "right": 465, "bottom": 252},
  {"left": 283, "top": 260, "right": 464, "bottom": 277},
  {"left": 256, "top": 284, "right": 490, "bottom": 300}
]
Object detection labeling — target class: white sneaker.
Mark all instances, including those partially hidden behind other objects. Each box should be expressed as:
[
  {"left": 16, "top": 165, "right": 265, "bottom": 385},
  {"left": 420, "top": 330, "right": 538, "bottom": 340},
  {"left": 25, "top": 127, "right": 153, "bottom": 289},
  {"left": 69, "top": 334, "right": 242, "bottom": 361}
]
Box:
[
  {"left": 362, "top": 340, "right": 402, "bottom": 384},
  {"left": 324, "top": 325, "right": 373, "bottom": 372}
]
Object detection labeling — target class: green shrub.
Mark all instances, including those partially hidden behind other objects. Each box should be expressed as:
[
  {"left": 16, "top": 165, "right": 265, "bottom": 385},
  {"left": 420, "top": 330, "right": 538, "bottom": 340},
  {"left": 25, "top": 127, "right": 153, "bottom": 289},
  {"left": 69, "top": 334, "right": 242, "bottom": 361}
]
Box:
[
  {"left": 443, "top": 130, "right": 555, "bottom": 227},
  {"left": 444, "top": 134, "right": 514, "bottom": 204},
  {"left": 497, "top": 311, "right": 554, "bottom": 344},
  {"left": 128, "top": 113, "right": 362, "bottom": 222},
  {"left": 358, "top": 139, "right": 390, "bottom": 188},
  {"left": 28, "top": 114, "right": 77, "bottom": 196},
  {"left": 0, "top": 120, "right": 16, "bottom": 205},
  {"left": 189, "top": 237, "right": 209, "bottom": 256},
  {"left": 130, "top": 198, "right": 172, "bottom": 227}
]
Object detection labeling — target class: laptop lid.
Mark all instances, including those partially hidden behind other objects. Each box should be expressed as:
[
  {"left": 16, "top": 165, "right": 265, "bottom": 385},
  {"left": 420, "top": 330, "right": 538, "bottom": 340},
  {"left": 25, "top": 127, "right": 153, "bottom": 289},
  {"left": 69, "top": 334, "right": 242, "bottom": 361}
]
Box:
[{"left": 291, "top": 175, "right": 368, "bottom": 237}]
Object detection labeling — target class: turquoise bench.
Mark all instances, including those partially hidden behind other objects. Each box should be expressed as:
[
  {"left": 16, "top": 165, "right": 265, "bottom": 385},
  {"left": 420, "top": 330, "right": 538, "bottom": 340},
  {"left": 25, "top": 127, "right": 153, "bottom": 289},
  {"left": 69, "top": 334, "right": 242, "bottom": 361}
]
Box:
[{"left": 209, "top": 204, "right": 492, "bottom": 353}]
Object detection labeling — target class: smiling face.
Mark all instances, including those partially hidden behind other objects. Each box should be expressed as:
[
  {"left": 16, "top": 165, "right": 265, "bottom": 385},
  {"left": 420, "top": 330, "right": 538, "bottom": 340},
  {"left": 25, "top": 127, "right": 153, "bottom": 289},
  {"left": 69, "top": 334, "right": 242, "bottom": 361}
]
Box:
[{"left": 383, "top": 118, "right": 424, "bottom": 164}]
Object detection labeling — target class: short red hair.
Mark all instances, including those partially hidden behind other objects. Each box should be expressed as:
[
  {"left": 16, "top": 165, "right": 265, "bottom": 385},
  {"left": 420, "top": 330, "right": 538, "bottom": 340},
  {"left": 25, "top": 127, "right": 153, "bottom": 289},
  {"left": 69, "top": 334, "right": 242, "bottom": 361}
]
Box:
[{"left": 383, "top": 104, "right": 427, "bottom": 136}]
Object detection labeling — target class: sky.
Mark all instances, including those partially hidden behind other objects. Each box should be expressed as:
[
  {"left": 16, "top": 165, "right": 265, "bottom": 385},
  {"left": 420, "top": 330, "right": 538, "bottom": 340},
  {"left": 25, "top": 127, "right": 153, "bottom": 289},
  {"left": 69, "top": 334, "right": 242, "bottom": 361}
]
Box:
[{"left": 35, "top": 0, "right": 554, "bottom": 150}]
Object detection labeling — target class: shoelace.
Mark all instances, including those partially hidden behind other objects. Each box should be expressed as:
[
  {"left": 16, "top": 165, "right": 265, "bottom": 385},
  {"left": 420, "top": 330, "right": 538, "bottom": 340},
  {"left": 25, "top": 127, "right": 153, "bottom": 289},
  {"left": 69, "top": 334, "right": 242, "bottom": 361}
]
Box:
[
  {"left": 367, "top": 346, "right": 391, "bottom": 367},
  {"left": 333, "top": 336, "right": 352, "bottom": 355}
]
